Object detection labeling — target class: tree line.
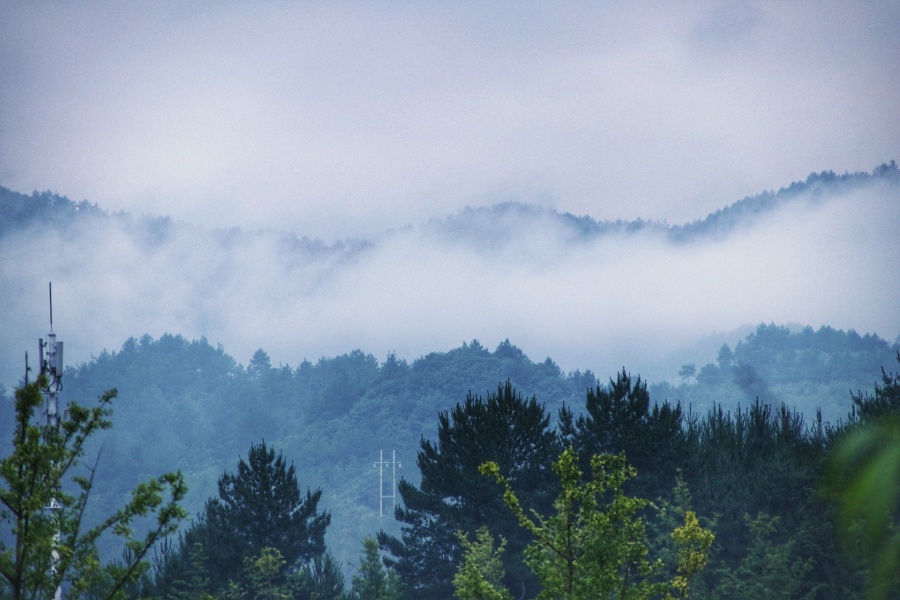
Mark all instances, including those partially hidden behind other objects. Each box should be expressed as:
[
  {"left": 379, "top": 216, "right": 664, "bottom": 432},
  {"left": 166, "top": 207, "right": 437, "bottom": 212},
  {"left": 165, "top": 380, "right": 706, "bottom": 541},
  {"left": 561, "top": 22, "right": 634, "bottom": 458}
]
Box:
[{"left": 4, "top": 355, "right": 898, "bottom": 598}]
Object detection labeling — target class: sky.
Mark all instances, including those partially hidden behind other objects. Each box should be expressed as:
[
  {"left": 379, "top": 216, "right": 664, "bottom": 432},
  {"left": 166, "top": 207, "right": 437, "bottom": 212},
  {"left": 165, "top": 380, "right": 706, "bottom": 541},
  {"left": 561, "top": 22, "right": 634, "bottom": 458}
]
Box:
[
  {"left": 1, "top": 1, "right": 899, "bottom": 388},
  {"left": 2, "top": 1, "right": 898, "bottom": 239}
]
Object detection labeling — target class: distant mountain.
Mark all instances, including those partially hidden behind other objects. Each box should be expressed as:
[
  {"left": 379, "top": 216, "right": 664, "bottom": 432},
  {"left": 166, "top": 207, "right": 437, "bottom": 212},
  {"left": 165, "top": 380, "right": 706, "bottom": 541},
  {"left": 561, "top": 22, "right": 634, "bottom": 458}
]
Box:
[
  {"left": 2, "top": 161, "right": 897, "bottom": 403},
  {"left": 3, "top": 161, "right": 897, "bottom": 246},
  {"left": 1, "top": 164, "right": 897, "bottom": 594},
  {"left": 420, "top": 161, "right": 899, "bottom": 247}
]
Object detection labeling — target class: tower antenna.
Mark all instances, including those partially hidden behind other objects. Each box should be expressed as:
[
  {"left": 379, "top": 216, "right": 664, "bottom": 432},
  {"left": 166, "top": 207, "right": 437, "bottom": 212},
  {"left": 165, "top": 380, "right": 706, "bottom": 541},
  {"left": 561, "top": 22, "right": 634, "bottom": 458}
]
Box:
[{"left": 38, "top": 283, "right": 63, "bottom": 600}]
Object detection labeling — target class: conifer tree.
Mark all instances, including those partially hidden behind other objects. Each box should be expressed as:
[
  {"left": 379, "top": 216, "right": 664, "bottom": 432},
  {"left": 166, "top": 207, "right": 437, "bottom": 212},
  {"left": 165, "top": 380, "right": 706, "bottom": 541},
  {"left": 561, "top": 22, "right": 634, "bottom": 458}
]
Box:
[
  {"left": 559, "top": 369, "right": 686, "bottom": 497},
  {"left": 347, "top": 537, "right": 401, "bottom": 600},
  {"left": 378, "top": 381, "right": 559, "bottom": 599},
  {"left": 196, "top": 441, "right": 330, "bottom": 590}
]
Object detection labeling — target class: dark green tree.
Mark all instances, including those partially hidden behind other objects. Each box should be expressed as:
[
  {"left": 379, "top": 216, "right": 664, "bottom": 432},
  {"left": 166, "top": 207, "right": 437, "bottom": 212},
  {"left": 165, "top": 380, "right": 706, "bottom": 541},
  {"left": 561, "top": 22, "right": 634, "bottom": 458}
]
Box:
[
  {"left": 169, "top": 542, "right": 213, "bottom": 600},
  {"left": 378, "top": 381, "right": 559, "bottom": 599},
  {"left": 850, "top": 352, "right": 900, "bottom": 420},
  {"left": 712, "top": 513, "right": 821, "bottom": 600},
  {"left": 247, "top": 349, "right": 272, "bottom": 379},
  {"left": 347, "top": 537, "right": 401, "bottom": 600},
  {"left": 559, "top": 369, "right": 686, "bottom": 497},
  {"left": 196, "top": 441, "right": 330, "bottom": 590},
  {"left": 678, "top": 364, "right": 697, "bottom": 385},
  {"left": 291, "top": 552, "right": 345, "bottom": 600}
]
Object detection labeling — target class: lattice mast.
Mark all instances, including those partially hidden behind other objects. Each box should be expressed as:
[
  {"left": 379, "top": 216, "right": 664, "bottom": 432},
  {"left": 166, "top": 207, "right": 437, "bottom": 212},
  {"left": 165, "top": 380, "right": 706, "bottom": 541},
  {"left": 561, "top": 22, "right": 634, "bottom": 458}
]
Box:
[{"left": 38, "top": 283, "right": 64, "bottom": 600}]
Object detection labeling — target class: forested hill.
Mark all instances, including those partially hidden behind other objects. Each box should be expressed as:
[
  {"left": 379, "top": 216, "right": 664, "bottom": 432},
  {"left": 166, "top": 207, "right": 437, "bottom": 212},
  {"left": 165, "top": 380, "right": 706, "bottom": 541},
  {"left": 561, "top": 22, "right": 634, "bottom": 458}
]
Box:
[
  {"left": 1, "top": 162, "right": 897, "bottom": 393},
  {"left": 0, "top": 325, "right": 895, "bottom": 572},
  {"left": 424, "top": 161, "right": 900, "bottom": 245},
  {"left": 2, "top": 162, "right": 897, "bottom": 245}
]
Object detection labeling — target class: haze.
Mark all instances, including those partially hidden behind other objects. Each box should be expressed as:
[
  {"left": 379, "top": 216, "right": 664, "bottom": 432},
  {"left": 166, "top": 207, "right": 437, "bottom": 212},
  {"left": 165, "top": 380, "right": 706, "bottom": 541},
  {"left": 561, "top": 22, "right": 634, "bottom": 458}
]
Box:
[
  {"left": 2, "top": 1, "right": 899, "bottom": 240},
  {"left": 2, "top": 176, "right": 898, "bottom": 390},
  {"left": 1, "top": 1, "right": 898, "bottom": 387}
]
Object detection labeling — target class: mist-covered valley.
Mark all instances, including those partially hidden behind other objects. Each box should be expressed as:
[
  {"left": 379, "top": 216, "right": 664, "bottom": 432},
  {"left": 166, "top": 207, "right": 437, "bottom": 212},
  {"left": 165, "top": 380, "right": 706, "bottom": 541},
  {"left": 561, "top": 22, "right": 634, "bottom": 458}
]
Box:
[
  {"left": 2, "top": 163, "right": 900, "bottom": 598},
  {"left": 2, "top": 163, "right": 898, "bottom": 395},
  {"left": 4, "top": 1, "right": 900, "bottom": 595}
]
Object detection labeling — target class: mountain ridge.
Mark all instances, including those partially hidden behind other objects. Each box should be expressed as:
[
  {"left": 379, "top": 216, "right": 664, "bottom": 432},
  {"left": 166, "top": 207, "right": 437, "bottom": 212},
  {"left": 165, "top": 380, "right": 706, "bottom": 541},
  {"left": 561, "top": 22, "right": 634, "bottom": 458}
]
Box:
[
  {"left": 2, "top": 161, "right": 896, "bottom": 246},
  {"left": 2, "top": 161, "right": 896, "bottom": 403}
]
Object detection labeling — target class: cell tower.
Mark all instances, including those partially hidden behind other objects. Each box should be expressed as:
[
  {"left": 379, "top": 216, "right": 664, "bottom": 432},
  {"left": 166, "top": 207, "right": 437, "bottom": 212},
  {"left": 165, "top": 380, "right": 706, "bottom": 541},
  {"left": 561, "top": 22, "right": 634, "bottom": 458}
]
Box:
[
  {"left": 374, "top": 450, "right": 401, "bottom": 517},
  {"left": 38, "top": 283, "right": 64, "bottom": 600}
]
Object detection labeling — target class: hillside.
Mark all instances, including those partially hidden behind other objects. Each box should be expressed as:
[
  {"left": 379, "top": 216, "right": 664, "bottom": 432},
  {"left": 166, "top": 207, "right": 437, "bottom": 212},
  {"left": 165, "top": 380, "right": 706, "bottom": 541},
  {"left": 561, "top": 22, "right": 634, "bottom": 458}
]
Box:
[
  {"left": 2, "top": 162, "right": 898, "bottom": 582},
  {"left": 2, "top": 325, "right": 896, "bottom": 574}
]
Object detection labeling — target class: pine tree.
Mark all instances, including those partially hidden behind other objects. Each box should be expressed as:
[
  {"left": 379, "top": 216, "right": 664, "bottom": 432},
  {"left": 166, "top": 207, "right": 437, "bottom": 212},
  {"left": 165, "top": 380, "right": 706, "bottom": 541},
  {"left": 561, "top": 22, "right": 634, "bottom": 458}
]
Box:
[
  {"left": 378, "top": 381, "right": 559, "bottom": 599},
  {"left": 559, "top": 368, "right": 686, "bottom": 498},
  {"left": 196, "top": 441, "right": 330, "bottom": 590},
  {"left": 348, "top": 537, "right": 401, "bottom": 600},
  {"left": 292, "top": 552, "right": 345, "bottom": 600}
]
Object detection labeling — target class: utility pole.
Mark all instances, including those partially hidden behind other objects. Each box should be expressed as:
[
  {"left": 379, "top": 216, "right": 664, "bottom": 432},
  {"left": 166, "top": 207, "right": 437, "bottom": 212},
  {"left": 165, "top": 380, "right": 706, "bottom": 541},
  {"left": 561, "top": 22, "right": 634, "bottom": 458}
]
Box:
[
  {"left": 39, "top": 283, "right": 64, "bottom": 600},
  {"left": 374, "top": 450, "right": 401, "bottom": 517}
]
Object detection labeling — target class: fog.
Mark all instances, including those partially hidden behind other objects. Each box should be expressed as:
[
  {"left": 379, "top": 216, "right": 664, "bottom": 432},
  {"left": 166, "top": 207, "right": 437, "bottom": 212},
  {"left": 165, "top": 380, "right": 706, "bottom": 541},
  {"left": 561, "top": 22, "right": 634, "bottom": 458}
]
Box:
[
  {"left": 2, "top": 178, "right": 897, "bottom": 390},
  {"left": 2, "top": 2, "right": 899, "bottom": 389},
  {"left": 1, "top": 2, "right": 899, "bottom": 240}
]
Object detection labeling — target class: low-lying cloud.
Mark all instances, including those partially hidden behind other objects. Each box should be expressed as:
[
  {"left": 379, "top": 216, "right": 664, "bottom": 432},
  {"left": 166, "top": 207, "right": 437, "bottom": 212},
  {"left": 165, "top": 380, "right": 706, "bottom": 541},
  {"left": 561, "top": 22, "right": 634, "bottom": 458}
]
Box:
[
  {"left": 2, "top": 176, "right": 897, "bottom": 390},
  {"left": 1, "top": 2, "right": 898, "bottom": 241}
]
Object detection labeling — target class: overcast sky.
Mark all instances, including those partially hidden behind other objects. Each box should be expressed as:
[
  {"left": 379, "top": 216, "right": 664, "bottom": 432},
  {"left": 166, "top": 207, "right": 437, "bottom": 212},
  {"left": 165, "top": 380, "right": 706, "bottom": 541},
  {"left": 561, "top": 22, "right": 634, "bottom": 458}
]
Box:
[
  {"left": 2, "top": 1, "right": 898, "bottom": 240},
  {"left": 1, "top": 1, "right": 899, "bottom": 389}
]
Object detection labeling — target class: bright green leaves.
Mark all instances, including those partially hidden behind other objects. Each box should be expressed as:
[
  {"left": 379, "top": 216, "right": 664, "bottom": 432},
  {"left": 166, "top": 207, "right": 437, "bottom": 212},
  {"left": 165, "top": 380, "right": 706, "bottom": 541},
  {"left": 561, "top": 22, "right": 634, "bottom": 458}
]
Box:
[
  {"left": 670, "top": 512, "right": 714, "bottom": 598},
  {"left": 245, "top": 547, "right": 290, "bottom": 600},
  {"left": 476, "top": 447, "right": 714, "bottom": 600},
  {"left": 828, "top": 414, "right": 900, "bottom": 600},
  {"left": 453, "top": 528, "right": 513, "bottom": 600},
  {"left": 0, "top": 376, "right": 187, "bottom": 600}
]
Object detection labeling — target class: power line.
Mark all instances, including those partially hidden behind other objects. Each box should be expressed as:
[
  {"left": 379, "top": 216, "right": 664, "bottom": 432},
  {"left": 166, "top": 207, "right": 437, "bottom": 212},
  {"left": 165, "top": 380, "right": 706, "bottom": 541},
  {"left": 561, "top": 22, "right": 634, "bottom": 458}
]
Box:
[{"left": 374, "top": 450, "right": 401, "bottom": 517}]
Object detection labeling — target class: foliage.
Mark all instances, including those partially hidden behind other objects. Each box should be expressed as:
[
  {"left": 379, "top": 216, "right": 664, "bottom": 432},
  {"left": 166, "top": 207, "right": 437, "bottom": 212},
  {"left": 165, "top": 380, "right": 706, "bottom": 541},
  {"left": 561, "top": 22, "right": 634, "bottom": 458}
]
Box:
[
  {"left": 149, "top": 441, "right": 330, "bottom": 596},
  {"left": 292, "top": 552, "right": 345, "bottom": 600},
  {"left": 168, "top": 542, "right": 213, "bottom": 600},
  {"left": 214, "top": 546, "right": 295, "bottom": 600},
  {"left": 244, "top": 547, "right": 289, "bottom": 600},
  {"left": 347, "top": 537, "right": 401, "bottom": 600},
  {"left": 204, "top": 440, "right": 329, "bottom": 568},
  {"left": 850, "top": 352, "right": 900, "bottom": 420},
  {"left": 645, "top": 472, "right": 718, "bottom": 598},
  {"left": 0, "top": 376, "right": 187, "bottom": 600},
  {"left": 479, "top": 447, "right": 713, "bottom": 600},
  {"left": 16, "top": 326, "right": 899, "bottom": 599},
  {"left": 559, "top": 369, "right": 686, "bottom": 497},
  {"left": 712, "top": 513, "right": 821, "bottom": 600},
  {"left": 655, "top": 324, "right": 900, "bottom": 423},
  {"left": 378, "top": 381, "right": 559, "bottom": 599},
  {"left": 828, "top": 355, "right": 900, "bottom": 600},
  {"left": 670, "top": 512, "right": 714, "bottom": 598},
  {"left": 452, "top": 528, "right": 512, "bottom": 600}
]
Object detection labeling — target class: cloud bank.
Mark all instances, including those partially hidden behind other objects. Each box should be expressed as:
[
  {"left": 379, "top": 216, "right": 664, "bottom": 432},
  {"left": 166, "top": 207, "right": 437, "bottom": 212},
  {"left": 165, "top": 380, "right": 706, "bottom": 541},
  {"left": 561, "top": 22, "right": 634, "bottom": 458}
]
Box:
[
  {"left": 2, "top": 173, "right": 897, "bottom": 389},
  {"left": 1, "top": 2, "right": 899, "bottom": 241}
]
